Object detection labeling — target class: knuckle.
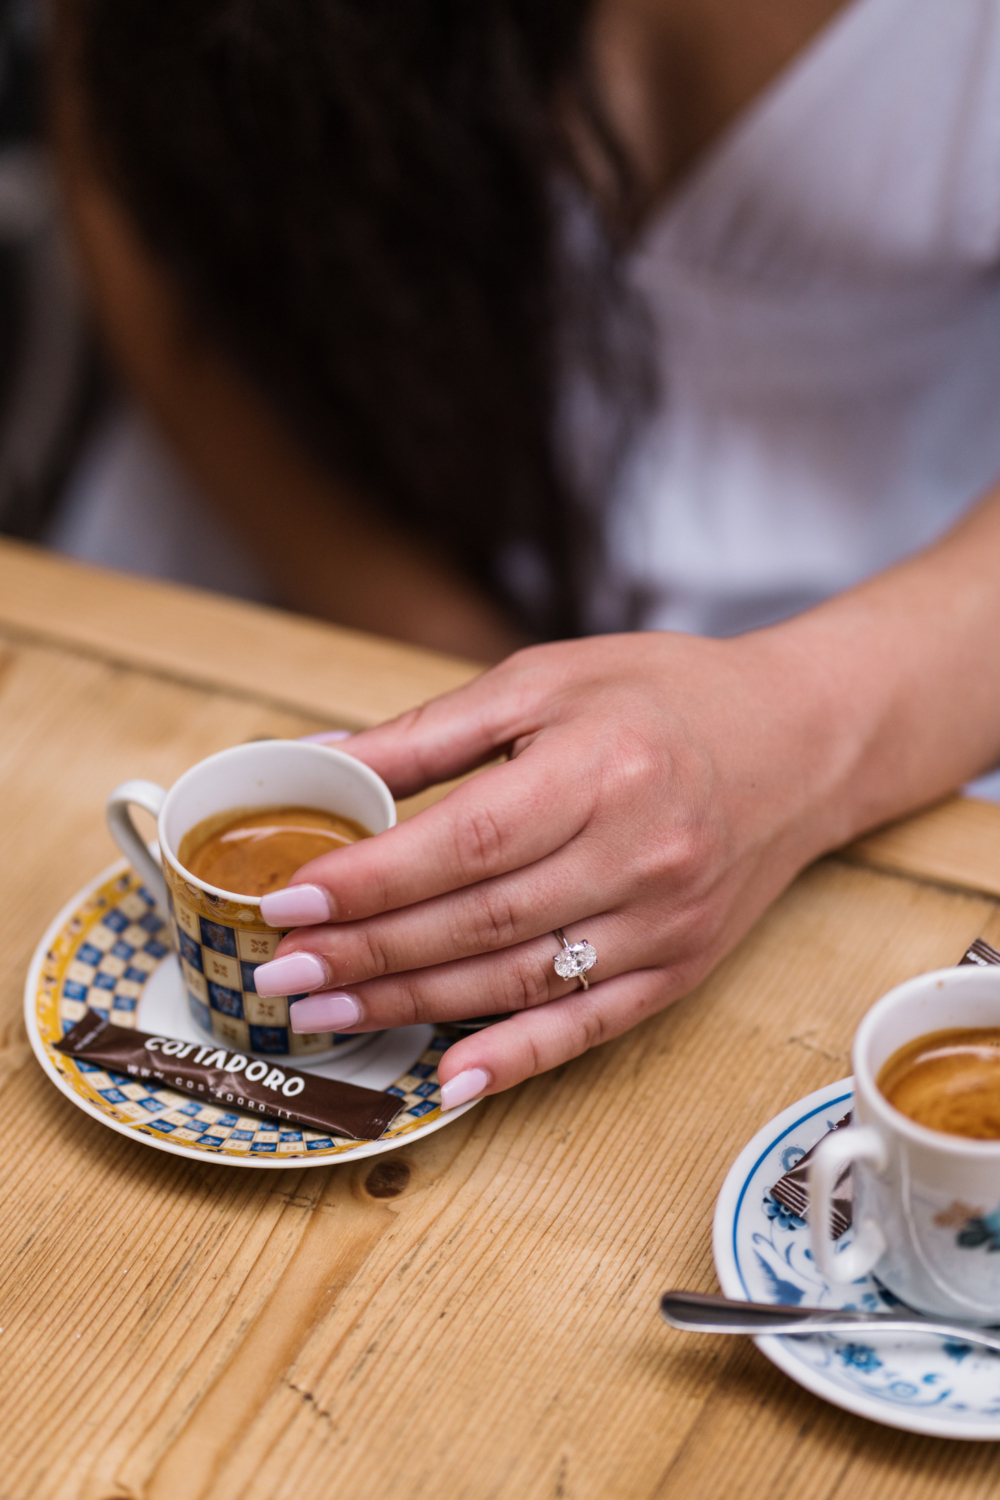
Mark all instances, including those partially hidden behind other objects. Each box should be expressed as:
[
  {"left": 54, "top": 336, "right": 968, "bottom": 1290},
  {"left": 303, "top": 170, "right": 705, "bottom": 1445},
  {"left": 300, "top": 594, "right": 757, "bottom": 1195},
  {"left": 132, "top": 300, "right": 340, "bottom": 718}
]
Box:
[
  {"left": 663, "top": 822, "right": 706, "bottom": 880},
  {"left": 523, "top": 1030, "right": 545, "bottom": 1080},
  {"left": 380, "top": 975, "right": 422, "bottom": 1027},
  {"left": 633, "top": 816, "right": 711, "bottom": 891},
  {"left": 355, "top": 925, "right": 394, "bottom": 980},
  {"left": 347, "top": 860, "right": 396, "bottom": 920},
  {"left": 505, "top": 953, "right": 554, "bottom": 1013},
  {"left": 605, "top": 726, "right": 662, "bottom": 793},
  {"left": 399, "top": 704, "right": 443, "bottom": 786},
  {"left": 466, "top": 885, "right": 520, "bottom": 953},
  {"left": 630, "top": 891, "right": 720, "bottom": 970},
  {"left": 575, "top": 1002, "right": 610, "bottom": 1056},
  {"left": 669, "top": 888, "right": 727, "bottom": 954},
  {"left": 451, "top": 805, "right": 508, "bottom": 882},
  {"left": 659, "top": 952, "right": 708, "bottom": 1002}
]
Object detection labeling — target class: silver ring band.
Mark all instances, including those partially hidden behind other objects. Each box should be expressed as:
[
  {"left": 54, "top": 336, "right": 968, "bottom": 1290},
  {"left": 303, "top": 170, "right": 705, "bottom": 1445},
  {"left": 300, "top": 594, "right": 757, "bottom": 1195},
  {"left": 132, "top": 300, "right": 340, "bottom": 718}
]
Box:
[{"left": 553, "top": 928, "right": 598, "bottom": 990}]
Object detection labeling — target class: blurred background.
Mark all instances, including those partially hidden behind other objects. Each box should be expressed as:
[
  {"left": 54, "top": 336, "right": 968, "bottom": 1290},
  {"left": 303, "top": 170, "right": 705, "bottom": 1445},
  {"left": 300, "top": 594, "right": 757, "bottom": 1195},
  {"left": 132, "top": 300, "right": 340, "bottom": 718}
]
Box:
[{"left": 0, "top": 0, "right": 274, "bottom": 604}]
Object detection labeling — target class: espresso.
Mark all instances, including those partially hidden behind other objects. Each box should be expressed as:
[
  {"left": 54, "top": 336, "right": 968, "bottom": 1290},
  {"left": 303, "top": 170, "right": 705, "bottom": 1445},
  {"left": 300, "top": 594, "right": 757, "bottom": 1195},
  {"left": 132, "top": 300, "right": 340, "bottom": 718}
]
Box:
[
  {"left": 181, "top": 805, "right": 371, "bottom": 897},
  {"left": 878, "top": 1027, "right": 1000, "bottom": 1139}
]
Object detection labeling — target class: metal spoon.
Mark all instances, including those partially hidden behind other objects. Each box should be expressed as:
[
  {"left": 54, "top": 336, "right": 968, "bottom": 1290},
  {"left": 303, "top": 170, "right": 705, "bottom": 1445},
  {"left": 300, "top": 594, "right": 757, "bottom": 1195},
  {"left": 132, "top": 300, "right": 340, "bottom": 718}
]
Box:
[{"left": 660, "top": 1289, "right": 1000, "bottom": 1353}]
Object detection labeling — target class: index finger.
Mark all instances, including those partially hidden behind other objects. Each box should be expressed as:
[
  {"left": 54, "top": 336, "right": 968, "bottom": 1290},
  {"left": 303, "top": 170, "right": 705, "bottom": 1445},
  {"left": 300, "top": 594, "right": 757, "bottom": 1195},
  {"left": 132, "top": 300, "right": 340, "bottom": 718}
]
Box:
[
  {"left": 333, "top": 641, "right": 566, "bottom": 798},
  {"left": 260, "top": 734, "right": 595, "bottom": 923}
]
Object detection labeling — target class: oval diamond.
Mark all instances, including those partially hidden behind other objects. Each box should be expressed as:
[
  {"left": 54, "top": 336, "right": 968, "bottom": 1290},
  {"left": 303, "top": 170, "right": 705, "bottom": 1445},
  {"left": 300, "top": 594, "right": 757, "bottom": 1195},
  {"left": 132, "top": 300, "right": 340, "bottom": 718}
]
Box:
[{"left": 553, "top": 940, "right": 597, "bottom": 980}]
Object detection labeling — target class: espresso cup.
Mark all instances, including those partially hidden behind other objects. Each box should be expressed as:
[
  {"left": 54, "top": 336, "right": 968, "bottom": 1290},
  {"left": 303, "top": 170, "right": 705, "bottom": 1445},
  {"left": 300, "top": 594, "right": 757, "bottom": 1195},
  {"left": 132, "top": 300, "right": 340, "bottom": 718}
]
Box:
[
  {"left": 106, "top": 740, "right": 395, "bottom": 1062},
  {"left": 809, "top": 964, "right": 1000, "bottom": 1321}
]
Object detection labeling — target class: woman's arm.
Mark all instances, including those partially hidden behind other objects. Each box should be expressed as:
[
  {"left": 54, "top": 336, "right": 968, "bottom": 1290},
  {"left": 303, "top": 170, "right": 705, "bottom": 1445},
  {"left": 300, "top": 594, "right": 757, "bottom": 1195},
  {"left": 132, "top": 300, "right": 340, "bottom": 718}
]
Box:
[{"left": 249, "top": 486, "right": 1000, "bottom": 1106}]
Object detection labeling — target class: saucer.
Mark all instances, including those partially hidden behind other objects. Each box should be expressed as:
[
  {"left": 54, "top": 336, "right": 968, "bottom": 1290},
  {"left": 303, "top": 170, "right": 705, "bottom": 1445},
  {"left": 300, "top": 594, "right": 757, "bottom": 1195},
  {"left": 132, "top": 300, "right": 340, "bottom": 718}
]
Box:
[
  {"left": 713, "top": 1079, "right": 1000, "bottom": 1440},
  {"left": 25, "top": 860, "right": 479, "bottom": 1169}
]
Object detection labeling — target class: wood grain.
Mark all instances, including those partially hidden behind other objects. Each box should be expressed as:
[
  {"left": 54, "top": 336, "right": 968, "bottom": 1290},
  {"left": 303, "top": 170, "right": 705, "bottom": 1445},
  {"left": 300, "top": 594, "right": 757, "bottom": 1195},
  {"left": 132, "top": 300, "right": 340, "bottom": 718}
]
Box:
[
  {"left": 0, "top": 536, "right": 481, "bottom": 728},
  {"left": 7, "top": 536, "right": 1000, "bottom": 892},
  {"left": 845, "top": 796, "right": 1000, "bottom": 900},
  {"left": 2, "top": 548, "right": 1000, "bottom": 1497}
]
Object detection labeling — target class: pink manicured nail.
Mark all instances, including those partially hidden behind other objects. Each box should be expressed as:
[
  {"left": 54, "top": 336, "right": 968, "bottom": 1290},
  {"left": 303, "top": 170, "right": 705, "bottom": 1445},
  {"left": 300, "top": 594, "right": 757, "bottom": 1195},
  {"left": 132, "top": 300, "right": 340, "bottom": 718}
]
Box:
[
  {"left": 253, "top": 951, "right": 328, "bottom": 997},
  {"left": 260, "top": 884, "right": 333, "bottom": 926},
  {"left": 440, "top": 1067, "right": 490, "bottom": 1111},
  {"left": 298, "top": 730, "right": 352, "bottom": 743},
  {"left": 290, "top": 991, "right": 363, "bottom": 1032}
]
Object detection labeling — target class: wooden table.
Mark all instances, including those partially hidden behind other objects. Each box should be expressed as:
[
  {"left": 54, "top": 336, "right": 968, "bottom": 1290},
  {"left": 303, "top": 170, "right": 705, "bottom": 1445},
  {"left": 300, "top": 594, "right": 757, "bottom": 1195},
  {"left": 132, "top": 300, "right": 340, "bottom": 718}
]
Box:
[{"left": 4, "top": 537, "right": 1000, "bottom": 1500}]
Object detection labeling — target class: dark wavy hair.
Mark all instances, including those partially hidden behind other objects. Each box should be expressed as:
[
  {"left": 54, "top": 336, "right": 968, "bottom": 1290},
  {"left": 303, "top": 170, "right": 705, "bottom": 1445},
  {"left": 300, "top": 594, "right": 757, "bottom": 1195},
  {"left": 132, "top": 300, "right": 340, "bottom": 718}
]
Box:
[{"left": 69, "top": 0, "right": 644, "bottom": 635}]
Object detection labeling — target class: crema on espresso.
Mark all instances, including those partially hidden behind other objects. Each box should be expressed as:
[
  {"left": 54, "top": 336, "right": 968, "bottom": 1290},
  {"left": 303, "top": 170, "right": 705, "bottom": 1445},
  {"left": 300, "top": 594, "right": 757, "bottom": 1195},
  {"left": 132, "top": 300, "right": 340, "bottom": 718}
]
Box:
[
  {"left": 180, "top": 804, "right": 371, "bottom": 897},
  {"left": 878, "top": 1026, "right": 1000, "bottom": 1139}
]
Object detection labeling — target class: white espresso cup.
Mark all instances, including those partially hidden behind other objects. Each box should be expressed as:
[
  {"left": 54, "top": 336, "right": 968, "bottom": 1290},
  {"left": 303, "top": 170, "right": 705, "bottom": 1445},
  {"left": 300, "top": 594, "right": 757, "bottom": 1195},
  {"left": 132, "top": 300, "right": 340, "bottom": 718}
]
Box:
[
  {"left": 810, "top": 964, "right": 1000, "bottom": 1321},
  {"left": 106, "top": 740, "right": 395, "bottom": 1063}
]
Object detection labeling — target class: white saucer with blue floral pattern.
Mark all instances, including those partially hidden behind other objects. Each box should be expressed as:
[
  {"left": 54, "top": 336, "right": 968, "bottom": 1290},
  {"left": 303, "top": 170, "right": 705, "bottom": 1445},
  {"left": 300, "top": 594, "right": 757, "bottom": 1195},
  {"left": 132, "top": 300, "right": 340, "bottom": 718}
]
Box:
[
  {"left": 713, "top": 1079, "right": 1000, "bottom": 1440},
  {"left": 25, "top": 859, "right": 479, "bottom": 1169}
]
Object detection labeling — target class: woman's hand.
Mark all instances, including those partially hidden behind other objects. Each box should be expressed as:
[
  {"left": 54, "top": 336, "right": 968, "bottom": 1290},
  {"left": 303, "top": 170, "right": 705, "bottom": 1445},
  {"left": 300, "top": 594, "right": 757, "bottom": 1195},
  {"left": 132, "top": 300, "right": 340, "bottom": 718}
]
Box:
[
  {"left": 252, "top": 628, "right": 864, "bottom": 1108},
  {"left": 252, "top": 476, "right": 1000, "bottom": 1110}
]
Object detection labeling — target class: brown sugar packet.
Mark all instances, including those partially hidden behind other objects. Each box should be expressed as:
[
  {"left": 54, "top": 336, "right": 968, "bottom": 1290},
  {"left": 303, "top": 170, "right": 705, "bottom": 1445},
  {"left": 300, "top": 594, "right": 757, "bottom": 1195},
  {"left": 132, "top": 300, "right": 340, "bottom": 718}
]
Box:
[
  {"left": 769, "top": 1112, "right": 853, "bottom": 1235},
  {"left": 768, "top": 936, "right": 1000, "bottom": 1234},
  {"left": 958, "top": 937, "right": 1000, "bottom": 969},
  {"left": 55, "top": 1010, "right": 406, "bottom": 1141}
]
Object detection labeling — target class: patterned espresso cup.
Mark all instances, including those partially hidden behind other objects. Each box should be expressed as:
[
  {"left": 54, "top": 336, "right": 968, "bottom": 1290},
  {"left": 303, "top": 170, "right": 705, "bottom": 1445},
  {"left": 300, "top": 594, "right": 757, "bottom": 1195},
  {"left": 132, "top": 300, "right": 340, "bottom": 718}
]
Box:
[
  {"left": 106, "top": 740, "right": 395, "bottom": 1061},
  {"left": 810, "top": 964, "right": 1000, "bottom": 1322}
]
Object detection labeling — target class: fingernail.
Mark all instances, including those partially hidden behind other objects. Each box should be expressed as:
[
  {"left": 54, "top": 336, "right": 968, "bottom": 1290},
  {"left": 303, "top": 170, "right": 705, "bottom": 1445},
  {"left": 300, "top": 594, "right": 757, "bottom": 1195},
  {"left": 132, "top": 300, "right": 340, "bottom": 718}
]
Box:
[
  {"left": 253, "top": 951, "right": 328, "bottom": 997},
  {"left": 260, "top": 883, "right": 333, "bottom": 926},
  {"left": 298, "top": 729, "right": 352, "bottom": 743},
  {"left": 440, "top": 1067, "right": 490, "bottom": 1111},
  {"left": 290, "top": 991, "right": 363, "bottom": 1032}
]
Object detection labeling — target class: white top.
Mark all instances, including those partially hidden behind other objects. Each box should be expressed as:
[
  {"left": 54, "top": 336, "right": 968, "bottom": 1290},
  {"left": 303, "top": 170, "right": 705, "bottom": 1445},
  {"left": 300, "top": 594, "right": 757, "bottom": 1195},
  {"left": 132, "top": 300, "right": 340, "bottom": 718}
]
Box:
[
  {"left": 53, "top": 0, "right": 1000, "bottom": 646},
  {"left": 576, "top": 0, "right": 1000, "bottom": 636}
]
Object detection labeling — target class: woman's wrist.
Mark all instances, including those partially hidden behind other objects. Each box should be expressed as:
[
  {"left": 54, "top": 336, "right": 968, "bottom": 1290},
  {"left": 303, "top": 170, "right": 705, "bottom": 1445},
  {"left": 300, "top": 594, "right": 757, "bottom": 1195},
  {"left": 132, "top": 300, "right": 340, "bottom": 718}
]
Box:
[
  {"left": 763, "top": 491, "right": 1000, "bottom": 853},
  {"left": 720, "top": 618, "right": 874, "bottom": 867}
]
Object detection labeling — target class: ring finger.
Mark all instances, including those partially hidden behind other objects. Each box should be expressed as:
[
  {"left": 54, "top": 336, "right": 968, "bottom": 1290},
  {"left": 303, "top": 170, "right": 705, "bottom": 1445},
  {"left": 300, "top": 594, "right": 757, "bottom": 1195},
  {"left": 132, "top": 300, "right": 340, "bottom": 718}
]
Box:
[
  {"left": 258, "top": 836, "right": 636, "bottom": 995},
  {"left": 287, "top": 910, "right": 655, "bottom": 1033}
]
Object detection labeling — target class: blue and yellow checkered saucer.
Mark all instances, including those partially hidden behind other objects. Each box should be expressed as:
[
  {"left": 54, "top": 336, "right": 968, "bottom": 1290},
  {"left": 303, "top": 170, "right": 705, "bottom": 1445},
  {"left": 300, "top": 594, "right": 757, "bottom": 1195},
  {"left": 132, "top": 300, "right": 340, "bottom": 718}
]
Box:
[{"left": 25, "top": 859, "right": 478, "bottom": 1168}]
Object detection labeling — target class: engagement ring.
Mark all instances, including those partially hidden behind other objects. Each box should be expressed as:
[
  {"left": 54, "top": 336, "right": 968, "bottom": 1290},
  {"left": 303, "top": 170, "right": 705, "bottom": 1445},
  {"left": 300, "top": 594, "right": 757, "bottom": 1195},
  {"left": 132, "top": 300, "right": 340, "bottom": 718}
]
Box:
[{"left": 553, "top": 929, "right": 598, "bottom": 990}]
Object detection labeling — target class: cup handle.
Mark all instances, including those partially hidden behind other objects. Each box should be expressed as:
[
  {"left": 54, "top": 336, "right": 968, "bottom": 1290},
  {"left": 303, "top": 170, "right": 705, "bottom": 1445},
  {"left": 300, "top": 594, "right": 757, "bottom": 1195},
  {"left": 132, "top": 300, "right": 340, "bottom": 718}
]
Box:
[
  {"left": 106, "top": 779, "right": 169, "bottom": 917},
  {"left": 808, "top": 1125, "right": 888, "bottom": 1284}
]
